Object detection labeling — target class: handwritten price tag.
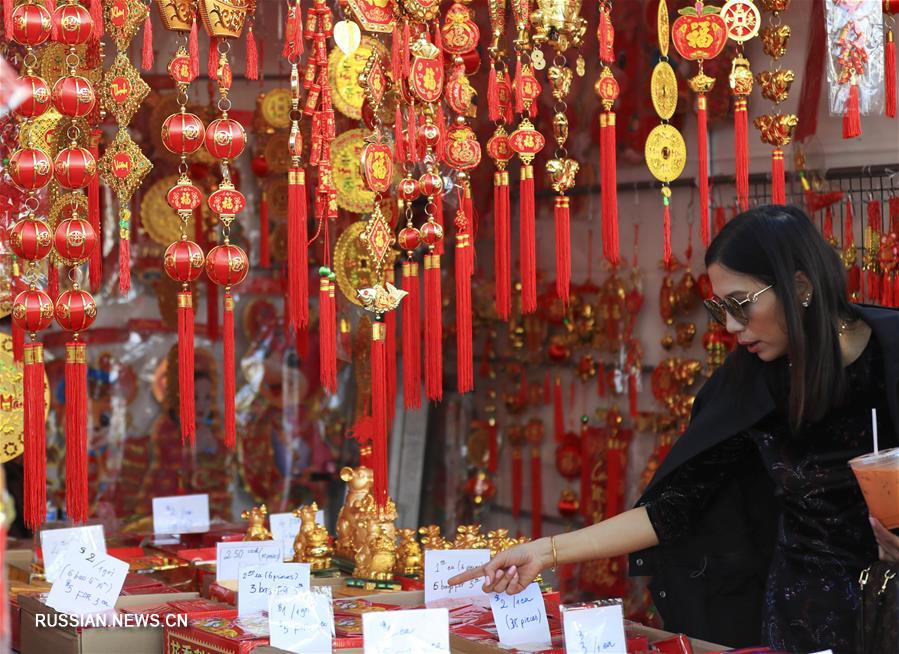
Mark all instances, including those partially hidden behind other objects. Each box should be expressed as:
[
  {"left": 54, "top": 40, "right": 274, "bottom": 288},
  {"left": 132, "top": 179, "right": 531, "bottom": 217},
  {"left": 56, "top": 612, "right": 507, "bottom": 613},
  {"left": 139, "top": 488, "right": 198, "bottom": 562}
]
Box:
[
  {"left": 424, "top": 549, "right": 489, "bottom": 605},
  {"left": 489, "top": 583, "right": 551, "bottom": 648},
  {"left": 216, "top": 541, "right": 282, "bottom": 581},
  {"left": 561, "top": 600, "right": 627, "bottom": 654},
  {"left": 268, "top": 588, "right": 334, "bottom": 654},
  {"left": 46, "top": 547, "right": 128, "bottom": 615},
  {"left": 238, "top": 562, "right": 311, "bottom": 617},
  {"left": 362, "top": 608, "right": 450, "bottom": 654},
  {"left": 152, "top": 493, "right": 210, "bottom": 535},
  {"left": 40, "top": 525, "right": 106, "bottom": 583}
]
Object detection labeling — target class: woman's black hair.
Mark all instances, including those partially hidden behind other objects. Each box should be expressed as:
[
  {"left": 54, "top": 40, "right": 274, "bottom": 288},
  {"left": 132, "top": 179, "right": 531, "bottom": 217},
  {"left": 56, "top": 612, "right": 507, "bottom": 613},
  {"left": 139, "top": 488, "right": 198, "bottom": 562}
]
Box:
[{"left": 704, "top": 204, "right": 857, "bottom": 432}]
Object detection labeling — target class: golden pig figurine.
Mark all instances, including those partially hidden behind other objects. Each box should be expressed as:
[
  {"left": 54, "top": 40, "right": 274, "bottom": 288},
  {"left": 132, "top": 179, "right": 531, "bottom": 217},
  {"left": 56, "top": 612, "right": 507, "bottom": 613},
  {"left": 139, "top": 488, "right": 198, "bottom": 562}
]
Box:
[
  {"left": 241, "top": 505, "right": 273, "bottom": 541},
  {"left": 303, "top": 523, "right": 333, "bottom": 571},
  {"left": 336, "top": 466, "right": 374, "bottom": 559},
  {"left": 394, "top": 528, "right": 423, "bottom": 577},
  {"left": 353, "top": 495, "right": 397, "bottom": 580}
]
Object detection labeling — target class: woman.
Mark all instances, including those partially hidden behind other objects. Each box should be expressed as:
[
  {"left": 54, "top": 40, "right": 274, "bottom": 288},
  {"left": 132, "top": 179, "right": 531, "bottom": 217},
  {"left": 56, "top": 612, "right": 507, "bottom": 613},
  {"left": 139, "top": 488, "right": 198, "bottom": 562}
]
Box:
[{"left": 450, "top": 205, "right": 899, "bottom": 653}]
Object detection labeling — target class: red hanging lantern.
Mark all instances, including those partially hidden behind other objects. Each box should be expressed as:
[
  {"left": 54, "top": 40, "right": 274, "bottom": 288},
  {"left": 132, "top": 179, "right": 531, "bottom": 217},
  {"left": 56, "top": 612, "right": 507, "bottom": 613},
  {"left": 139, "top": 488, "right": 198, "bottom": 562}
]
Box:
[
  {"left": 14, "top": 76, "right": 52, "bottom": 118},
  {"left": 162, "top": 112, "right": 206, "bottom": 154},
  {"left": 53, "top": 2, "right": 94, "bottom": 45},
  {"left": 164, "top": 239, "right": 206, "bottom": 282},
  {"left": 53, "top": 147, "right": 97, "bottom": 189},
  {"left": 51, "top": 76, "right": 96, "bottom": 117},
  {"left": 10, "top": 219, "right": 53, "bottom": 261},
  {"left": 420, "top": 220, "right": 444, "bottom": 247},
  {"left": 167, "top": 179, "right": 204, "bottom": 212},
  {"left": 418, "top": 171, "right": 443, "bottom": 198},
  {"left": 204, "top": 118, "right": 247, "bottom": 160},
  {"left": 10, "top": 3, "right": 53, "bottom": 45},
  {"left": 205, "top": 243, "right": 250, "bottom": 287},
  {"left": 12, "top": 289, "right": 55, "bottom": 333},
  {"left": 397, "top": 225, "right": 422, "bottom": 251},
  {"left": 9, "top": 148, "right": 53, "bottom": 190},
  {"left": 54, "top": 218, "right": 97, "bottom": 264},
  {"left": 54, "top": 289, "right": 97, "bottom": 332},
  {"left": 397, "top": 177, "right": 420, "bottom": 202}
]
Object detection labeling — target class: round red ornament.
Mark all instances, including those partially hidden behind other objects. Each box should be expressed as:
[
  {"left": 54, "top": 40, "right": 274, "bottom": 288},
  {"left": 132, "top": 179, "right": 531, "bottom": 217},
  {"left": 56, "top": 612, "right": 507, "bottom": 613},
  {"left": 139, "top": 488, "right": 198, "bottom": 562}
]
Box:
[
  {"left": 162, "top": 112, "right": 206, "bottom": 155},
  {"left": 557, "top": 489, "right": 580, "bottom": 519},
  {"left": 397, "top": 226, "right": 422, "bottom": 251},
  {"left": 464, "top": 472, "right": 496, "bottom": 505},
  {"left": 10, "top": 3, "right": 52, "bottom": 46},
  {"left": 205, "top": 243, "right": 249, "bottom": 287},
  {"left": 52, "top": 75, "right": 96, "bottom": 117},
  {"left": 417, "top": 123, "right": 441, "bottom": 150},
  {"left": 12, "top": 288, "right": 55, "bottom": 333},
  {"left": 54, "top": 218, "right": 97, "bottom": 264},
  {"left": 205, "top": 118, "right": 247, "bottom": 160},
  {"left": 397, "top": 177, "right": 420, "bottom": 202},
  {"left": 419, "top": 220, "right": 444, "bottom": 247},
  {"left": 53, "top": 3, "right": 94, "bottom": 45},
  {"left": 14, "top": 76, "right": 52, "bottom": 118},
  {"left": 250, "top": 154, "right": 269, "bottom": 178},
  {"left": 418, "top": 171, "right": 443, "bottom": 198},
  {"left": 53, "top": 146, "right": 97, "bottom": 188},
  {"left": 555, "top": 433, "right": 582, "bottom": 480},
  {"left": 164, "top": 240, "right": 206, "bottom": 283},
  {"left": 55, "top": 289, "right": 97, "bottom": 332},
  {"left": 10, "top": 219, "right": 53, "bottom": 261},
  {"left": 9, "top": 148, "right": 53, "bottom": 190}
]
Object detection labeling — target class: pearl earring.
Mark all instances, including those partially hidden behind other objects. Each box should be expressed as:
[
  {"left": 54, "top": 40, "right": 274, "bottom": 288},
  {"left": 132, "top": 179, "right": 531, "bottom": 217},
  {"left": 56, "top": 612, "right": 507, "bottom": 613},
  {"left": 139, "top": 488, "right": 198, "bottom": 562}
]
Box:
[{"left": 802, "top": 297, "right": 811, "bottom": 307}]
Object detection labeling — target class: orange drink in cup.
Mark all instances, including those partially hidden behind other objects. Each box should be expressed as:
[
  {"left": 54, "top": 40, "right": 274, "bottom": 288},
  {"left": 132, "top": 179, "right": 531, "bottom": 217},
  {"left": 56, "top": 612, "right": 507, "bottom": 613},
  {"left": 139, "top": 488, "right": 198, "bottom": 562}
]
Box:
[{"left": 849, "top": 447, "right": 899, "bottom": 529}]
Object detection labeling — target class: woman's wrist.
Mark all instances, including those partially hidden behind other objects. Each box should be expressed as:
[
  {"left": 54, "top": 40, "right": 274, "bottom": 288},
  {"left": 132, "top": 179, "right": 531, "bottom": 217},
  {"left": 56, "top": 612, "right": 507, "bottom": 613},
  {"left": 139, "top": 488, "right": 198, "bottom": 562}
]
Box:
[{"left": 536, "top": 536, "right": 556, "bottom": 570}]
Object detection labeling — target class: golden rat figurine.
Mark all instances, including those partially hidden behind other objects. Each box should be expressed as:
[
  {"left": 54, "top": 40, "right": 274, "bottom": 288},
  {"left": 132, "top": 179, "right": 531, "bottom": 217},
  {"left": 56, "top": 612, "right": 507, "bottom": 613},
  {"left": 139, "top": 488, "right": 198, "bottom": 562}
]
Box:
[
  {"left": 335, "top": 466, "right": 374, "bottom": 559},
  {"left": 241, "top": 505, "right": 273, "bottom": 541},
  {"left": 292, "top": 503, "right": 321, "bottom": 562},
  {"left": 303, "top": 523, "right": 334, "bottom": 571},
  {"left": 394, "top": 528, "right": 423, "bottom": 577},
  {"left": 352, "top": 495, "right": 398, "bottom": 580}
]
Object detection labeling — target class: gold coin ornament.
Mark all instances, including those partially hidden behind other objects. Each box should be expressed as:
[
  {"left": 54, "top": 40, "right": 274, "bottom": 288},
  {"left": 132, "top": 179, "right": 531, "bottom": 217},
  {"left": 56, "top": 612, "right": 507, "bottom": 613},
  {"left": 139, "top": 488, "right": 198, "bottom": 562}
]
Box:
[
  {"left": 333, "top": 221, "right": 398, "bottom": 306},
  {"left": 328, "top": 36, "right": 389, "bottom": 120},
  {"left": 331, "top": 129, "right": 375, "bottom": 213},
  {"left": 645, "top": 124, "right": 687, "bottom": 183},
  {"left": 658, "top": 0, "right": 670, "bottom": 57},
  {"left": 263, "top": 132, "right": 292, "bottom": 174},
  {"left": 260, "top": 88, "right": 293, "bottom": 130},
  {"left": 650, "top": 62, "right": 678, "bottom": 121},
  {"left": 140, "top": 175, "right": 198, "bottom": 246},
  {"left": 267, "top": 179, "right": 290, "bottom": 218},
  {"left": 0, "top": 333, "right": 49, "bottom": 463}
]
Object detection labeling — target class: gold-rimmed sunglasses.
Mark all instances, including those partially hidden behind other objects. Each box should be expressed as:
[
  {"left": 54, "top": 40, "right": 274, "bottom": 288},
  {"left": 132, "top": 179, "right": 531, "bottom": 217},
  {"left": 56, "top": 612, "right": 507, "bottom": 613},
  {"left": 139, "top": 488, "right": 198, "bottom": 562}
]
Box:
[{"left": 703, "top": 285, "right": 773, "bottom": 326}]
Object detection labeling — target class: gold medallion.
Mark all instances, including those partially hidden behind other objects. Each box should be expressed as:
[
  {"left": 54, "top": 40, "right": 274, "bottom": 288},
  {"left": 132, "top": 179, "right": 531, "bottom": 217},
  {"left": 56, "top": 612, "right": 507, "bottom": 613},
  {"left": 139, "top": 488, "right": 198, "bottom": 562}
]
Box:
[
  {"left": 333, "top": 221, "right": 398, "bottom": 306},
  {"left": 645, "top": 124, "right": 687, "bottom": 183},
  {"left": 328, "top": 35, "right": 389, "bottom": 120},
  {"left": 140, "top": 175, "right": 198, "bottom": 246},
  {"left": 650, "top": 62, "right": 678, "bottom": 120},
  {"left": 262, "top": 132, "right": 292, "bottom": 174},
  {"left": 266, "top": 179, "right": 290, "bottom": 218},
  {"left": 658, "top": 0, "right": 670, "bottom": 57},
  {"left": 260, "top": 88, "right": 293, "bottom": 130},
  {"left": 0, "top": 333, "right": 49, "bottom": 463},
  {"left": 331, "top": 128, "right": 374, "bottom": 213}
]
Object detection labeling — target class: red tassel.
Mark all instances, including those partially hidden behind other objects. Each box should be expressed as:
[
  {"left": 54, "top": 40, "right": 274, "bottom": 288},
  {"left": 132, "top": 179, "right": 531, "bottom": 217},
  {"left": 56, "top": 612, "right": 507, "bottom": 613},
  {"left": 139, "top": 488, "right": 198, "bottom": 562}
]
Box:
[
  {"left": 407, "top": 106, "right": 418, "bottom": 163},
  {"left": 119, "top": 231, "right": 131, "bottom": 294},
  {"left": 734, "top": 98, "right": 749, "bottom": 210},
  {"left": 597, "top": 361, "right": 606, "bottom": 397},
  {"left": 891, "top": 196, "right": 899, "bottom": 233},
  {"left": 88, "top": 132, "right": 101, "bottom": 291},
  {"left": 520, "top": 165, "right": 537, "bottom": 314},
  {"left": 23, "top": 343, "right": 46, "bottom": 530},
  {"left": 553, "top": 378, "right": 564, "bottom": 442},
  {"left": 511, "top": 448, "right": 522, "bottom": 520},
  {"left": 455, "top": 217, "right": 473, "bottom": 394},
  {"left": 543, "top": 372, "right": 551, "bottom": 404},
  {"left": 292, "top": 1, "right": 304, "bottom": 56},
  {"left": 554, "top": 196, "right": 570, "bottom": 304},
  {"left": 141, "top": 12, "right": 154, "bottom": 71},
  {"left": 600, "top": 111, "right": 619, "bottom": 265},
  {"left": 697, "top": 95, "right": 711, "bottom": 245},
  {"left": 402, "top": 21, "right": 411, "bottom": 78},
  {"left": 189, "top": 20, "right": 200, "bottom": 80},
  {"left": 259, "top": 191, "right": 270, "bottom": 268},
  {"left": 514, "top": 57, "right": 524, "bottom": 115},
  {"left": 424, "top": 253, "right": 443, "bottom": 402},
  {"left": 606, "top": 447, "right": 624, "bottom": 517},
  {"left": 887, "top": 30, "right": 896, "bottom": 118},
  {"left": 824, "top": 206, "right": 835, "bottom": 243},
  {"left": 845, "top": 199, "right": 856, "bottom": 248},
  {"left": 178, "top": 291, "right": 196, "bottom": 444},
  {"left": 3, "top": 0, "right": 13, "bottom": 40},
  {"left": 48, "top": 0, "right": 57, "bottom": 40},
  {"left": 433, "top": 187, "right": 444, "bottom": 256},
  {"left": 488, "top": 61, "right": 501, "bottom": 122},
  {"left": 391, "top": 25, "right": 403, "bottom": 81},
  {"left": 245, "top": 27, "right": 259, "bottom": 80},
  {"left": 629, "top": 374, "right": 638, "bottom": 418},
  {"left": 223, "top": 292, "right": 236, "bottom": 449},
  {"left": 65, "top": 342, "right": 88, "bottom": 524},
  {"left": 288, "top": 167, "right": 309, "bottom": 329},
  {"left": 771, "top": 148, "right": 786, "bottom": 204},
  {"left": 393, "top": 106, "right": 406, "bottom": 163},
  {"left": 371, "top": 320, "right": 389, "bottom": 507},
  {"left": 530, "top": 447, "right": 542, "bottom": 539},
  {"left": 401, "top": 261, "right": 421, "bottom": 410},
  {"left": 882, "top": 271, "right": 893, "bottom": 306},
  {"left": 487, "top": 420, "right": 498, "bottom": 473},
  {"left": 89, "top": 0, "right": 103, "bottom": 39},
  {"left": 663, "top": 198, "right": 672, "bottom": 266},
  {"left": 842, "top": 82, "right": 862, "bottom": 139},
  {"left": 385, "top": 304, "right": 397, "bottom": 427},
  {"left": 494, "top": 171, "right": 511, "bottom": 320},
  {"left": 48, "top": 261, "right": 59, "bottom": 302},
  {"left": 435, "top": 105, "right": 447, "bottom": 160},
  {"left": 713, "top": 206, "right": 726, "bottom": 236},
  {"left": 208, "top": 36, "right": 218, "bottom": 81},
  {"left": 319, "top": 273, "right": 338, "bottom": 393},
  {"left": 580, "top": 425, "right": 592, "bottom": 519}
]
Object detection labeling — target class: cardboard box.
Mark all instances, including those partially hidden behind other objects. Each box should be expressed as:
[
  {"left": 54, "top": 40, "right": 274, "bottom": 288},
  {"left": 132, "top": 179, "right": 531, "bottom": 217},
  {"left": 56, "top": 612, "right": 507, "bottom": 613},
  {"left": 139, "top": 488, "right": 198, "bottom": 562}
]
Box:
[
  {"left": 18, "top": 591, "right": 200, "bottom": 654},
  {"left": 6, "top": 549, "right": 37, "bottom": 584},
  {"left": 165, "top": 614, "right": 267, "bottom": 654}
]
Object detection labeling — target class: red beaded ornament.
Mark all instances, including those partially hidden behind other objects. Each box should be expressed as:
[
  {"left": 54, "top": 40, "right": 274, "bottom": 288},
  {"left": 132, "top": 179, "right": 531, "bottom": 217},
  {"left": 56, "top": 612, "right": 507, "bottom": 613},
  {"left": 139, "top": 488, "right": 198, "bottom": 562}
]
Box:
[
  {"left": 54, "top": 289, "right": 97, "bottom": 332},
  {"left": 52, "top": 3, "right": 94, "bottom": 45},
  {"left": 14, "top": 76, "right": 52, "bottom": 118},
  {"left": 10, "top": 3, "right": 53, "bottom": 46},
  {"left": 52, "top": 75, "right": 96, "bottom": 117},
  {"left": 54, "top": 218, "right": 97, "bottom": 264},
  {"left": 162, "top": 112, "right": 206, "bottom": 154},
  {"left": 205, "top": 243, "right": 250, "bottom": 287},
  {"left": 9, "top": 148, "right": 53, "bottom": 190},
  {"left": 164, "top": 240, "right": 206, "bottom": 283},
  {"left": 12, "top": 289, "right": 55, "bottom": 333},
  {"left": 10, "top": 219, "right": 53, "bottom": 261},
  {"left": 204, "top": 118, "right": 247, "bottom": 160},
  {"left": 53, "top": 147, "right": 97, "bottom": 189}
]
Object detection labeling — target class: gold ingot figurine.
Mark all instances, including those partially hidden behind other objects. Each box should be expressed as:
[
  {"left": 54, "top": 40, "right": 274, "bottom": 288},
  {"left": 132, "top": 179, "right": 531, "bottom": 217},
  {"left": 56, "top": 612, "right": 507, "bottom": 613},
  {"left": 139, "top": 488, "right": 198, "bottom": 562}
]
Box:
[
  {"left": 453, "top": 524, "right": 488, "bottom": 549},
  {"left": 757, "top": 69, "right": 795, "bottom": 105},
  {"left": 241, "top": 505, "right": 273, "bottom": 541},
  {"left": 199, "top": 0, "right": 252, "bottom": 39},
  {"left": 419, "top": 525, "right": 451, "bottom": 550},
  {"left": 729, "top": 55, "right": 754, "bottom": 97},
  {"left": 155, "top": 0, "right": 197, "bottom": 32}
]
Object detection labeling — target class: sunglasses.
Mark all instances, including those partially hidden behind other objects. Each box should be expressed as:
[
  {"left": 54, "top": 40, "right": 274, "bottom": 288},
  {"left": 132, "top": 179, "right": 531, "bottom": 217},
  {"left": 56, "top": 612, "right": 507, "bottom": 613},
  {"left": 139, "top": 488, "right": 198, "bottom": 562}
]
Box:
[{"left": 703, "top": 285, "right": 773, "bottom": 326}]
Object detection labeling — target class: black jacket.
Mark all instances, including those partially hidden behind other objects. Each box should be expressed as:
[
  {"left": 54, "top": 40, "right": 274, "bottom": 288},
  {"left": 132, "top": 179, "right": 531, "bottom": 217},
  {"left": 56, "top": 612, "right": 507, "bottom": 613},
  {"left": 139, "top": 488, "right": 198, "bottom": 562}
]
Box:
[{"left": 628, "top": 304, "right": 899, "bottom": 648}]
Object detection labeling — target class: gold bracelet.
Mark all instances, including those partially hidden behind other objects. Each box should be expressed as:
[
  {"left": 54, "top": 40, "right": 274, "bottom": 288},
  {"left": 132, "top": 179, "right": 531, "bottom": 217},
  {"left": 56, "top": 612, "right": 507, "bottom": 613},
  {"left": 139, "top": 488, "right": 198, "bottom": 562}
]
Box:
[{"left": 550, "top": 536, "right": 558, "bottom": 572}]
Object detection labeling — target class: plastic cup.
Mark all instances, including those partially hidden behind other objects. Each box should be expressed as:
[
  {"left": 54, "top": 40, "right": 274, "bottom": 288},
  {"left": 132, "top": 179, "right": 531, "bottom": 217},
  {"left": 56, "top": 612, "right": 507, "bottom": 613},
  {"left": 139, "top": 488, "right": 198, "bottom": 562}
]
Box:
[{"left": 849, "top": 447, "right": 899, "bottom": 529}]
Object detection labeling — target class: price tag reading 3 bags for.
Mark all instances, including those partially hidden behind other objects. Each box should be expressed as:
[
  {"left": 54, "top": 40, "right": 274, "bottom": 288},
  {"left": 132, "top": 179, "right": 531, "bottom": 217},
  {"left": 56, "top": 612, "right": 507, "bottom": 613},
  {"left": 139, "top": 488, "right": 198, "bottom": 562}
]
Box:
[
  {"left": 238, "top": 562, "right": 311, "bottom": 616},
  {"left": 561, "top": 599, "right": 627, "bottom": 654},
  {"left": 216, "top": 541, "right": 282, "bottom": 581},
  {"left": 424, "top": 549, "right": 490, "bottom": 605},
  {"left": 489, "top": 582, "right": 551, "bottom": 648},
  {"left": 362, "top": 608, "right": 451, "bottom": 654}
]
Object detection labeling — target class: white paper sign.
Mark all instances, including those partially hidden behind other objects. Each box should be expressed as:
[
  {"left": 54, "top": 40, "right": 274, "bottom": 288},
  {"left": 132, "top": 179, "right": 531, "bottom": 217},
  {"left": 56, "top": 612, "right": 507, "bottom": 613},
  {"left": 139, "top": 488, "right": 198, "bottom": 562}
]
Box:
[
  {"left": 238, "top": 562, "right": 311, "bottom": 617},
  {"left": 562, "top": 601, "right": 627, "bottom": 654},
  {"left": 490, "top": 583, "right": 551, "bottom": 648},
  {"left": 40, "top": 525, "right": 106, "bottom": 583},
  {"left": 269, "top": 588, "right": 334, "bottom": 654},
  {"left": 216, "top": 541, "right": 282, "bottom": 581},
  {"left": 45, "top": 547, "right": 128, "bottom": 615},
  {"left": 152, "top": 494, "right": 210, "bottom": 534},
  {"left": 362, "top": 608, "right": 450, "bottom": 654},
  {"left": 424, "top": 549, "right": 489, "bottom": 605}
]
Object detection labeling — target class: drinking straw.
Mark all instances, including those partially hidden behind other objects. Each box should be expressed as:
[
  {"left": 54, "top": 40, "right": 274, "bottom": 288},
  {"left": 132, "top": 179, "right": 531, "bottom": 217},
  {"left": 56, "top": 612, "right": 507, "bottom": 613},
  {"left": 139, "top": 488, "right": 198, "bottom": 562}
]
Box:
[{"left": 872, "top": 407, "right": 879, "bottom": 454}]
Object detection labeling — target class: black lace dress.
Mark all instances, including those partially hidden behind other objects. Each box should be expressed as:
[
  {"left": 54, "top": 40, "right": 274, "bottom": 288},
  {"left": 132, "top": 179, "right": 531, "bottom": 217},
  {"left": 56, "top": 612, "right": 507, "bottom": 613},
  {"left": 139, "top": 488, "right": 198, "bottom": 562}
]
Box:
[{"left": 645, "top": 336, "right": 896, "bottom": 653}]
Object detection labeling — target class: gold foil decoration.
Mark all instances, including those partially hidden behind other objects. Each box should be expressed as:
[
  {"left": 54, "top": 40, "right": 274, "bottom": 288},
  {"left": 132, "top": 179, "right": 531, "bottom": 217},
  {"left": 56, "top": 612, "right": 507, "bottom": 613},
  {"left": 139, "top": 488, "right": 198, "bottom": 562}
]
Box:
[
  {"left": 0, "top": 333, "right": 49, "bottom": 463},
  {"left": 394, "top": 529, "right": 423, "bottom": 577},
  {"left": 155, "top": 0, "right": 197, "bottom": 31},
  {"left": 530, "top": 0, "right": 587, "bottom": 51},
  {"left": 753, "top": 113, "right": 799, "bottom": 147},
  {"left": 101, "top": 54, "right": 151, "bottom": 127},
  {"left": 198, "top": 0, "right": 252, "bottom": 38},
  {"left": 328, "top": 36, "right": 389, "bottom": 120},
  {"left": 98, "top": 130, "right": 153, "bottom": 202},
  {"left": 757, "top": 68, "right": 795, "bottom": 105},
  {"left": 105, "top": 0, "right": 150, "bottom": 51},
  {"left": 760, "top": 24, "right": 791, "bottom": 60}
]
